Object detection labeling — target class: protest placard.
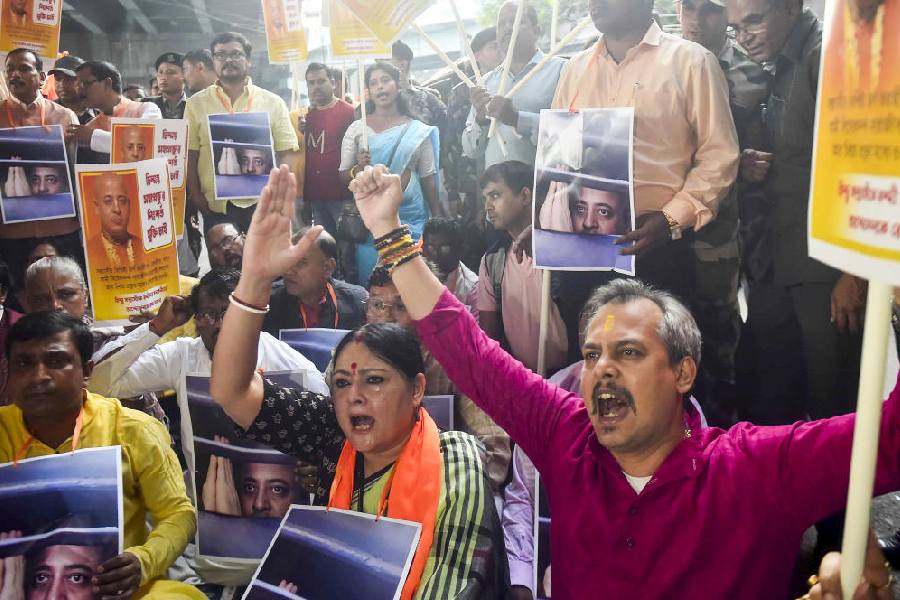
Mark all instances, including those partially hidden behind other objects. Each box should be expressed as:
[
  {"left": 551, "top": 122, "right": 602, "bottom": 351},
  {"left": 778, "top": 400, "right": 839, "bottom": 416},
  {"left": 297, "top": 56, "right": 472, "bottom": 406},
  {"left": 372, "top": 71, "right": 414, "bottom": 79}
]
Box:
[
  {"left": 328, "top": 0, "right": 391, "bottom": 61},
  {"left": 111, "top": 118, "right": 189, "bottom": 239},
  {"left": 262, "top": 0, "right": 308, "bottom": 63},
  {"left": 0, "top": 446, "right": 123, "bottom": 599},
  {"left": 336, "top": 0, "right": 432, "bottom": 45},
  {"left": 76, "top": 158, "right": 179, "bottom": 324},
  {"left": 183, "top": 372, "right": 315, "bottom": 563},
  {"left": 0, "top": 124, "right": 74, "bottom": 224},
  {"left": 0, "top": 0, "right": 62, "bottom": 59},
  {"left": 533, "top": 108, "right": 635, "bottom": 274},
  {"left": 208, "top": 112, "right": 276, "bottom": 202},
  {"left": 807, "top": 0, "right": 900, "bottom": 593},
  {"left": 244, "top": 506, "right": 420, "bottom": 600}
]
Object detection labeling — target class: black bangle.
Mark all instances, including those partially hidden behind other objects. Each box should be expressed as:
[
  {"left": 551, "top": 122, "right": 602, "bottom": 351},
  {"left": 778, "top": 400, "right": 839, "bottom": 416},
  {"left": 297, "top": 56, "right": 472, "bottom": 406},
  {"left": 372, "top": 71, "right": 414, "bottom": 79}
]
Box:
[
  {"left": 374, "top": 225, "right": 411, "bottom": 250},
  {"left": 389, "top": 250, "right": 422, "bottom": 273}
]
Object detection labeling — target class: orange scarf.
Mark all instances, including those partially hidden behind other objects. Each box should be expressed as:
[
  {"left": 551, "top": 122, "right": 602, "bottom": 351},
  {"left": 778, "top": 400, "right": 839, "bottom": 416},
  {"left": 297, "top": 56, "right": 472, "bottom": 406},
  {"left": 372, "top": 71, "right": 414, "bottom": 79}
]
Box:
[{"left": 327, "top": 408, "right": 442, "bottom": 600}]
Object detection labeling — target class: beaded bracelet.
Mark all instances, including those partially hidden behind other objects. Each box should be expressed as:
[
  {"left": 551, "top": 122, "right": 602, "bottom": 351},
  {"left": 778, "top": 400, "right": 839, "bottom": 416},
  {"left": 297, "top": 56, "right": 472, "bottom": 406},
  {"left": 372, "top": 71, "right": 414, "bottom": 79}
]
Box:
[
  {"left": 390, "top": 249, "right": 422, "bottom": 272},
  {"left": 380, "top": 238, "right": 418, "bottom": 265},
  {"left": 382, "top": 240, "right": 422, "bottom": 271},
  {"left": 374, "top": 225, "right": 411, "bottom": 250}
]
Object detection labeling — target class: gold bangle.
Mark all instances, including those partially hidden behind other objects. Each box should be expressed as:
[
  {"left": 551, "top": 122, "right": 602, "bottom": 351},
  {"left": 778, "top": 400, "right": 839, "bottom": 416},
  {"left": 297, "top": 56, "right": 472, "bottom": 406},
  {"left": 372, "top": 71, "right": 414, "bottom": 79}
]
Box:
[{"left": 349, "top": 164, "right": 359, "bottom": 179}]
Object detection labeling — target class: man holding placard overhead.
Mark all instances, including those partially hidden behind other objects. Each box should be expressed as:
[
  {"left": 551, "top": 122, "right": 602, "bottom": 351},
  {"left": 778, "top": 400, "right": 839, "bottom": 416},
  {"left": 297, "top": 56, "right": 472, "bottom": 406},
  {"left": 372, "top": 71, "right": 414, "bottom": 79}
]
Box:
[{"left": 185, "top": 32, "right": 299, "bottom": 233}]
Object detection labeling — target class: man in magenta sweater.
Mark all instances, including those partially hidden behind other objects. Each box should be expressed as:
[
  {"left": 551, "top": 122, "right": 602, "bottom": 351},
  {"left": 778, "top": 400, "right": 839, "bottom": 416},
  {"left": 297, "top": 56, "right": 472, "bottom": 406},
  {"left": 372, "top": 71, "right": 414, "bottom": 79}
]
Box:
[{"left": 238, "top": 165, "right": 900, "bottom": 599}]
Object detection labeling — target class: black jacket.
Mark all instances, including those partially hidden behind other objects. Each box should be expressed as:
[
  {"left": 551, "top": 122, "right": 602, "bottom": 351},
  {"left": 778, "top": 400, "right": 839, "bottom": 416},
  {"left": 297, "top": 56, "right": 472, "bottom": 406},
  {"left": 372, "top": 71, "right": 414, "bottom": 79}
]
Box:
[{"left": 262, "top": 278, "right": 368, "bottom": 337}]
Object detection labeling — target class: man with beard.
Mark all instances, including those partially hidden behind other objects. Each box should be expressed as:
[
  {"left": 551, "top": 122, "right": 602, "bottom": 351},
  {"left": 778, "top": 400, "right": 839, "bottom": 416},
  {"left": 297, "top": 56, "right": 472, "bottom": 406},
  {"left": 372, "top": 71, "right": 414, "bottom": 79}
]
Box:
[
  {"left": 462, "top": 1, "right": 565, "bottom": 168},
  {"left": 0, "top": 49, "right": 81, "bottom": 288},
  {"left": 205, "top": 222, "right": 244, "bottom": 269},
  {"left": 185, "top": 32, "right": 299, "bottom": 232},
  {"left": 262, "top": 228, "right": 367, "bottom": 335}
]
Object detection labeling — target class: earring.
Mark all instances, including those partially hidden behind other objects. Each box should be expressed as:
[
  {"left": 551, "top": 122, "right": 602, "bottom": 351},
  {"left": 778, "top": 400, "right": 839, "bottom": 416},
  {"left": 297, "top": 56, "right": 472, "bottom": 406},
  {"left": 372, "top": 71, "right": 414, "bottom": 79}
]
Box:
[{"left": 415, "top": 405, "right": 421, "bottom": 422}]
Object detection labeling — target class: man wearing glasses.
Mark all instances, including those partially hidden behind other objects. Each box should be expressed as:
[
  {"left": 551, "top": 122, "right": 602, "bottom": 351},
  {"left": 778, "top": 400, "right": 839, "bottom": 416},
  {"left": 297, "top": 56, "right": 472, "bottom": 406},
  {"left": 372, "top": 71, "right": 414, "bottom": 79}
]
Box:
[
  {"left": 205, "top": 222, "right": 245, "bottom": 269},
  {"left": 184, "top": 32, "right": 300, "bottom": 233}
]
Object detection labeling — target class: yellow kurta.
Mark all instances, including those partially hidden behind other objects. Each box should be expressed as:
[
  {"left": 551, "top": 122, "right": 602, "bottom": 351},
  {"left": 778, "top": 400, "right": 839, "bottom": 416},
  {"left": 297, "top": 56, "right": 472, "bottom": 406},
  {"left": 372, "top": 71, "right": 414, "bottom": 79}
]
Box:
[{"left": 0, "top": 392, "right": 196, "bottom": 586}]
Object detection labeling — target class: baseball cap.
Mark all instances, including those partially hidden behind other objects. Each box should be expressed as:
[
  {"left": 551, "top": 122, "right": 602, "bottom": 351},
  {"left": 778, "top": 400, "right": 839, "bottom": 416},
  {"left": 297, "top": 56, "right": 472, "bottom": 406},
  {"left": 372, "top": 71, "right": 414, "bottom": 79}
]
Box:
[
  {"left": 471, "top": 27, "right": 497, "bottom": 54},
  {"left": 154, "top": 52, "right": 184, "bottom": 71},
  {"left": 48, "top": 55, "right": 85, "bottom": 78}
]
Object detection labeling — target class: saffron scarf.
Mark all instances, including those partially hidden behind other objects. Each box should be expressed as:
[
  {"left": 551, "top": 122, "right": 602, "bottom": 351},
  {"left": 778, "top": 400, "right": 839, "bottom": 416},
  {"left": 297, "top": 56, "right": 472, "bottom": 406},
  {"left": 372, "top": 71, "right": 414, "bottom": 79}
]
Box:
[{"left": 327, "top": 408, "right": 442, "bottom": 600}]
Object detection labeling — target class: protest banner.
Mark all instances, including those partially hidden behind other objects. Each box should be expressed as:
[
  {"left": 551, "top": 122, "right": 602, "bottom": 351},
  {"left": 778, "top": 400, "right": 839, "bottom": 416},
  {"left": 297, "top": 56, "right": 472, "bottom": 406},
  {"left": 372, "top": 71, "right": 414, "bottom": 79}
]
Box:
[
  {"left": 244, "top": 506, "right": 420, "bottom": 600},
  {"left": 111, "top": 118, "right": 189, "bottom": 239},
  {"left": 261, "top": 0, "right": 309, "bottom": 64},
  {"left": 0, "top": 124, "right": 74, "bottom": 224},
  {"left": 0, "top": 447, "right": 123, "bottom": 599},
  {"left": 76, "top": 158, "right": 179, "bottom": 324},
  {"left": 0, "top": 0, "right": 62, "bottom": 59},
  {"left": 182, "top": 372, "right": 315, "bottom": 564},
  {"left": 208, "top": 112, "right": 276, "bottom": 202},
  {"left": 807, "top": 0, "right": 900, "bottom": 594},
  {"left": 533, "top": 108, "right": 635, "bottom": 274},
  {"left": 336, "top": 0, "right": 432, "bottom": 45},
  {"left": 328, "top": 0, "right": 391, "bottom": 61}
]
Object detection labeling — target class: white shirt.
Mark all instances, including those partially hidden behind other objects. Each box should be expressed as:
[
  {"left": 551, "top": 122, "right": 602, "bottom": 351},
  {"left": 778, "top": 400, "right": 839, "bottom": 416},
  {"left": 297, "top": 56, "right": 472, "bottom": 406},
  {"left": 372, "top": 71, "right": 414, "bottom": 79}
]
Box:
[{"left": 88, "top": 322, "right": 328, "bottom": 585}]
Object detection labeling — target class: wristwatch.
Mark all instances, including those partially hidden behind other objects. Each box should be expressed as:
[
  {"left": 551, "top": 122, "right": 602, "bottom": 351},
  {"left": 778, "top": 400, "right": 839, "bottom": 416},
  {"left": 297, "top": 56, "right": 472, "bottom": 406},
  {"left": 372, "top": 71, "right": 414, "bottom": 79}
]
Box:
[{"left": 662, "top": 210, "right": 682, "bottom": 240}]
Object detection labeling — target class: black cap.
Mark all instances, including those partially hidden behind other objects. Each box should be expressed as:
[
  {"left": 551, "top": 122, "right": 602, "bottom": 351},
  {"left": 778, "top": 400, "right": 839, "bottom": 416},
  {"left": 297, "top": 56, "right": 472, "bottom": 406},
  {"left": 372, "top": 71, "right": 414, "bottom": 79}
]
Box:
[
  {"left": 154, "top": 52, "right": 184, "bottom": 71},
  {"left": 471, "top": 27, "right": 496, "bottom": 54},
  {"left": 48, "top": 55, "right": 85, "bottom": 78}
]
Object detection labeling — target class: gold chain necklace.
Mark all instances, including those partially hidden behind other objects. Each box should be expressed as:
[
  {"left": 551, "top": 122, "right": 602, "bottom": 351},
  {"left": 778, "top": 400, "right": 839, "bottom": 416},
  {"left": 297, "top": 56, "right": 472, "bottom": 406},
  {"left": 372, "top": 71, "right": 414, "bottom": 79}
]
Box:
[{"left": 844, "top": 2, "right": 885, "bottom": 92}]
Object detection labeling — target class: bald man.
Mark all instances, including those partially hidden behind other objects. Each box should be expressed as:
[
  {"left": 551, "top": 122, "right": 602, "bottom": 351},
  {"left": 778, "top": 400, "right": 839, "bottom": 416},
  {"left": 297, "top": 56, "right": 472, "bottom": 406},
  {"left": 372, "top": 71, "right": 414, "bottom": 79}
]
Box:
[
  {"left": 116, "top": 126, "right": 150, "bottom": 164},
  {"left": 85, "top": 173, "right": 146, "bottom": 269}
]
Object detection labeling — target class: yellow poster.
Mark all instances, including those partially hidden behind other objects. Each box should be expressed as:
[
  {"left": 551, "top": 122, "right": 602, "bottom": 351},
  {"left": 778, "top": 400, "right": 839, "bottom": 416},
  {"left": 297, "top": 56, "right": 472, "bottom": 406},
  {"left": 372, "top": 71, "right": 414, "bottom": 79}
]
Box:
[
  {"left": 329, "top": 0, "right": 391, "bottom": 60},
  {"left": 0, "top": 0, "right": 62, "bottom": 59},
  {"left": 809, "top": 0, "right": 900, "bottom": 282},
  {"left": 336, "top": 0, "right": 432, "bottom": 44},
  {"left": 76, "top": 158, "right": 179, "bottom": 324},
  {"left": 110, "top": 118, "right": 188, "bottom": 239},
  {"left": 262, "top": 0, "right": 308, "bottom": 63}
]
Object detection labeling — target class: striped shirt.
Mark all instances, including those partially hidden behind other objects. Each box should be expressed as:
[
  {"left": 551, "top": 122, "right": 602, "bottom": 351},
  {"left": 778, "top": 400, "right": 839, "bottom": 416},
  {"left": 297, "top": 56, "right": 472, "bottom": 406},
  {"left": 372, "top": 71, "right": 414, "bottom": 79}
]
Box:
[{"left": 238, "top": 381, "right": 509, "bottom": 599}]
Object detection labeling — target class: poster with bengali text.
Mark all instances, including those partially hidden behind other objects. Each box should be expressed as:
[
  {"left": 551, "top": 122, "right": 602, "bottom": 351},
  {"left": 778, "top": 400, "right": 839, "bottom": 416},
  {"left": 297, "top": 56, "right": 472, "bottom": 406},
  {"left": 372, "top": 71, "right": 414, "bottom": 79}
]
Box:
[
  {"left": 111, "top": 118, "right": 188, "bottom": 239},
  {"left": 336, "top": 0, "right": 432, "bottom": 45},
  {"left": 328, "top": 0, "right": 391, "bottom": 61},
  {"left": 76, "top": 158, "right": 179, "bottom": 324},
  {"left": 0, "top": 0, "right": 62, "bottom": 59},
  {"left": 809, "top": 0, "right": 900, "bottom": 284},
  {"left": 262, "top": 0, "right": 308, "bottom": 63}
]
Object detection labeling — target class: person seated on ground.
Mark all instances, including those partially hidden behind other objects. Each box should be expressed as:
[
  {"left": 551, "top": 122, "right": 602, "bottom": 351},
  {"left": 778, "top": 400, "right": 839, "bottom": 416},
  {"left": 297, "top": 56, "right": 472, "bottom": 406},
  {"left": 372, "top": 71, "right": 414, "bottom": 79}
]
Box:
[
  {"left": 367, "top": 265, "right": 510, "bottom": 495},
  {"left": 209, "top": 167, "right": 510, "bottom": 599},
  {"left": 0, "top": 312, "right": 199, "bottom": 599},
  {"left": 422, "top": 217, "right": 478, "bottom": 317},
  {"left": 262, "top": 228, "right": 367, "bottom": 336},
  {"left": 345, "top": 163, "right": 900, "bottom": 599},
  {"left": 205, "top": 222, "right": 245, "bottom": 270}
]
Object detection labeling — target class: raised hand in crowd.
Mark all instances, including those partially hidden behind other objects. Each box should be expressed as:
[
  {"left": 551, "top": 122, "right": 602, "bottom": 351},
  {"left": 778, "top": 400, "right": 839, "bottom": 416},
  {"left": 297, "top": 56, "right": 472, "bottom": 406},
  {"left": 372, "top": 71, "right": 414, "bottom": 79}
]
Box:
[
  {"left": 0, "top": 531, "right": 23, "bottom": 600},
  {"left": 92, "top": 552, "right": 142, "bottom": 599},
  {"left": 615, "top": 212, "right": 671, "bottom": 256},
  {"left": 201, "top": 435, "right": 241, "bottom": 517},
  {"left": 147, "top": 295, "right": 193, "bottom": 337},
  {"left": 486, "top": 95, "right": 518, "bottom": 128},
  {"left": 805, "top": 532, "right": 893, "bottom": 600},
  {"left": 741, "top": 148, "right": 774, "bottom": 183},
  {"left": 831, "top": 274, "right": 867, "bottom": 334},
  {"left": 470, "top": 86, "right": 492, "bottom": 125}
]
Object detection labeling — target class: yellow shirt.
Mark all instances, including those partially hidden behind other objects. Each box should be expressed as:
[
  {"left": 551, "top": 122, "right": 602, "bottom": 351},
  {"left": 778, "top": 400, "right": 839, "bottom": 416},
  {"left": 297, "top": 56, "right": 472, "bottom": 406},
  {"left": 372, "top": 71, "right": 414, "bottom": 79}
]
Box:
[
  {"left": 551, "top": 22, "right": 739, "bottom": 230},
  {"left": 0, "top": 392, "right": 196, "bottom": 586},
  {"left": 185, "top": 79, "right": 299, "bottom": 214}
]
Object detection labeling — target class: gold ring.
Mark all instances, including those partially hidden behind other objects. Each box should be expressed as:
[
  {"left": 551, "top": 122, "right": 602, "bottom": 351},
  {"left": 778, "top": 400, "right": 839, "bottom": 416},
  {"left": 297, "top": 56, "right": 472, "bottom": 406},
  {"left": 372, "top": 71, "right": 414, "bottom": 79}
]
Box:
[
  {"left": 807, "top": 574, "right": 819, "bottom": 587},
  {"left": 875, "top": 569, "right": 894, "bottom": 591}
]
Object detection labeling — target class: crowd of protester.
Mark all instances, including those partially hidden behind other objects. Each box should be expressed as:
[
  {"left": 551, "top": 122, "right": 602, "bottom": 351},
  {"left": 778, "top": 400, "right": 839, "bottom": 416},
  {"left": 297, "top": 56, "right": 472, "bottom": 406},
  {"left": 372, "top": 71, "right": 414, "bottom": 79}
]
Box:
[{"left": 0, "top": 0, "right": 896, "bottom": 598}]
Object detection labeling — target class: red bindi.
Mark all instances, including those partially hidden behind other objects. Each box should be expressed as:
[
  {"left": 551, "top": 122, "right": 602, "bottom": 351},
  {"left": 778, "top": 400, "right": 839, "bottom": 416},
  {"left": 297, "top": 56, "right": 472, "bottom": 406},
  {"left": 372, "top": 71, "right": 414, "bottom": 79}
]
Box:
[{"left": 351, "top": 362, "right": 357, "bottom": 373}]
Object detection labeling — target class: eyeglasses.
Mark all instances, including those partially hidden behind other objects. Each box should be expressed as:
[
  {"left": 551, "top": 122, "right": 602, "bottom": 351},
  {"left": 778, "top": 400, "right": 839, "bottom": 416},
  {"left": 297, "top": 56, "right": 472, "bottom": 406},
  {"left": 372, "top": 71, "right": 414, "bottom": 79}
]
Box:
[
  {"left": 213, "top": 51, "right": 247, "bottom": 62},
  {"left": 211, "top": 234, "right": 243, "bottom": 252},
  {"left": 195, "top": 308, "right": 227, "bottom": 325},
  {"left": 730, "top": 4, "right": 777, "bottom": 37},
  {"left": 365, "top": 298, "right": 407, "bottom": 314}
]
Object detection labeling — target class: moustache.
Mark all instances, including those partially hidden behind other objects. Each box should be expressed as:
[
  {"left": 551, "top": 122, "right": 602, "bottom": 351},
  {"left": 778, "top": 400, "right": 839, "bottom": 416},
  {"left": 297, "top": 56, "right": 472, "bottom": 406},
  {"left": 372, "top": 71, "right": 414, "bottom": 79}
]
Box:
[{"left": 590, "top": 382, "right": 636, "bottom": 417}]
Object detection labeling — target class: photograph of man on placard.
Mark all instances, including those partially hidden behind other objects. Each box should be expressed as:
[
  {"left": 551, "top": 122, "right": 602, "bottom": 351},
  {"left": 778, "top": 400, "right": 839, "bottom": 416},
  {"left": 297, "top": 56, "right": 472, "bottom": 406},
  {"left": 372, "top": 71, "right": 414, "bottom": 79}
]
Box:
[
  {"left": 0, "top": 125, "right": 75, "bottom": 223},
  {"left": 533, "top": 108, "right": 635, "bottom": 274},
  {"left": 208, "top": 112, "right": 275, "bottom": 201}
]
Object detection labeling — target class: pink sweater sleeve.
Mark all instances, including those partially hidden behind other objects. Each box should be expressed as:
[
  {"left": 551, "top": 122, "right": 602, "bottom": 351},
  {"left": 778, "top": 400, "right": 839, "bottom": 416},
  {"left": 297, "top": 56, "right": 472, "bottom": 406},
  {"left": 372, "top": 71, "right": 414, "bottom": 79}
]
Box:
[{"left": 415, "top": 289, "right": 586, "bottom": 473}]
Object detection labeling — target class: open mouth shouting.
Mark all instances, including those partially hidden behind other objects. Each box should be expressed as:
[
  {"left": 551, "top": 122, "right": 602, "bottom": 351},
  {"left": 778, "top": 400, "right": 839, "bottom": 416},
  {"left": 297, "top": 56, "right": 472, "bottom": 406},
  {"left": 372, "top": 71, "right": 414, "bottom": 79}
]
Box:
[
  {"left": 591, "top": 384, "right": 636, "bottom": 424},
  {"left": 350, "top": 415, "right": 375, "bottom": 432}
]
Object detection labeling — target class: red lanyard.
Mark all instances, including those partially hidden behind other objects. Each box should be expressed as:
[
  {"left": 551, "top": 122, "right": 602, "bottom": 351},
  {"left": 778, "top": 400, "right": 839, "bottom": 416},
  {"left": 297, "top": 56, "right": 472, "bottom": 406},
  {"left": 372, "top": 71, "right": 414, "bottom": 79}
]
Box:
[
  {"left": 13, "top": 406, "right": 84, "bottom": 466},
  {"left": 300, "top": 282, "right": 339, "bottom": 329},
  {"left": 215, "top": 86, "right": 254, "bottom": 114},
  {"left": 5, "top": 98, "right": 46, "bottom": 127}
]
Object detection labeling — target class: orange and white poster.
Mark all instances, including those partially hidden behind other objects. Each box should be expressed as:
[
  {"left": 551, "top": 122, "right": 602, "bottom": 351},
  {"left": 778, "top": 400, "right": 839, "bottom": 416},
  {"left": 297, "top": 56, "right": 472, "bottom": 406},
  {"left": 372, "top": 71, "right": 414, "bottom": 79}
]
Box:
[
  {"left": 0, "top": 0, "right": 62, "bottom": 59},
  {"left": 336, "top": 0, "right": 432, "bottom": 45},
  {"left": 328, "top": 0, "right": 391, "bottom": 60},
  {"left": 76, "top": 158, "right": 179, "bottom": 324},
  {"left": 809, "top": 0, "right": 900, "bottom": 283},
  {"left": 262, "top": 0, "right": 308, "bottom": 63},
  {"left": 111, "top": 118, "right": 188, "bottom": 239}
]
